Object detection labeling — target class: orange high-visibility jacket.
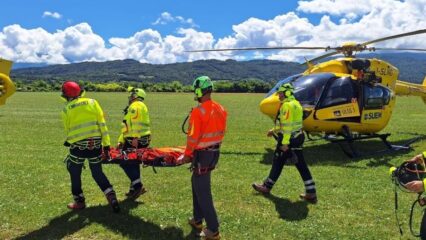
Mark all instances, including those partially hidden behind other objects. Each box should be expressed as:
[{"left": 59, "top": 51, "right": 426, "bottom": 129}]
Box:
[{"left": 185, "top": 100, "right": 227, "bottom": 157}]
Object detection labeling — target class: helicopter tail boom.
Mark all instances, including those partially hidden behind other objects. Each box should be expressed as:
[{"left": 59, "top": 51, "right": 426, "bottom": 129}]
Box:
[{"left": 395, "top": 78, "right": 426, "bottom": 103}]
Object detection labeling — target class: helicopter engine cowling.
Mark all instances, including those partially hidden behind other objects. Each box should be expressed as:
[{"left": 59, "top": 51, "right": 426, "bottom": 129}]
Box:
[{"left": 351, "top": 59, "right": 370, "bottom": 71}]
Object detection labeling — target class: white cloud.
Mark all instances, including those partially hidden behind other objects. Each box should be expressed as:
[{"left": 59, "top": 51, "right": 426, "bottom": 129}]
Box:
[
  {"left": 42, "top": 11, "right": 62, "bottom": 19},
  {"left": 297, "top": 0, "right": 374, "bottom": 16},
  {"left": 1, "top": 0, "right": 425, "bottom": 64},
  {"left": 0, "top": 23, "right": 117, "bottom": 64},
  {"left": 211, "top": 0, "right": 426, "bottom": 62},
  {"left": 152, "top": 12, "right": 198, "bottom": 28},
  {"left": 109, "top": 28, "right": 217, "bottom": 63}
]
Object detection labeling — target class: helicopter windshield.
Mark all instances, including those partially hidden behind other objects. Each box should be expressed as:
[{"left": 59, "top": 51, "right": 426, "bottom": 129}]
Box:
[
  {"left": 267, "top": 73, "right": 335, "bottom": 106},
  {"left": 266, "top": 74, "right": 301, "bottom": 97}
]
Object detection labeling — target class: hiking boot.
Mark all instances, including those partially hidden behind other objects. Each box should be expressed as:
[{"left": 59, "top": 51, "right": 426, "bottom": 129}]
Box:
[
  {"left": 67, "top": 201, "right": 86, "bottom": 210},
  {"left": 299, "top": 193, "right": 318, "bottom": 204},
  {"left": 188, "top": 218, "right": 203, "bottom": 231},
  {"left": 106, "top": 192, "right": 120, "bottom": 213},
  {"left": 126, "top": 186, "right": 147, "bottom": 200},
  {"left": 252, "top": 183, "right": 271, "bottom": 194},
  {"left": 198, "top": 228, "right": 220, "bottom": 240}
]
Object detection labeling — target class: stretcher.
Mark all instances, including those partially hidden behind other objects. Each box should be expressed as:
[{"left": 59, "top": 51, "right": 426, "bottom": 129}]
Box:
[{"left": 102, "top": 146, "right": 186, "bottom": 167}]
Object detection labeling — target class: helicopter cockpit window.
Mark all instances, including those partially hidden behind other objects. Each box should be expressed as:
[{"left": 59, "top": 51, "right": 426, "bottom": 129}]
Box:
[
  {"left": 266, "top": 74, "right": 301, "bottom": 98},
  {"left": 267, "top": 73, "right": 333, "bottom": 106},
  {"left": 319, "top": 77, "right": 356, "bottom": 108},
  {"left": 293, "top": 73, "right": 334, "bottom": 106},
  {"left": 363, "top": 85, "right": 391, "bottom": 109}
]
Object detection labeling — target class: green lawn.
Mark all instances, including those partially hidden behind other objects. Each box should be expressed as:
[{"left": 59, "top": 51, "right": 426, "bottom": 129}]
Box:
[{"left": 1, "top": 92, "right": 426, "bottom": 240}]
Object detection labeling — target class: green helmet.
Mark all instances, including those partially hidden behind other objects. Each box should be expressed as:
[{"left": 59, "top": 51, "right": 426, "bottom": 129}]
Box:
[
  {"left": 277, "top": 83, "right": 294, "bottom": 97},
  {"left": 193, "top": 76, "right": 213, "bottom": 98},
  {"left": 127, "top": 86, "right": 146, "bottom": 99}
]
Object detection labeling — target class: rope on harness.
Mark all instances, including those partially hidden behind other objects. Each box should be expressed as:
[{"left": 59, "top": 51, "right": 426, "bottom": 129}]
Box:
[
  {"left": 181, "top": 108, "right": 193, "bottom": 134},
  {"left": 394, "top": 183, "right": 403, "bottom": 236},
  {"left": 182, "top": 114, "right": 189, "bottom": 134},
  {"left": 409, "top": 194, "right": 425, "bottom": 237}
]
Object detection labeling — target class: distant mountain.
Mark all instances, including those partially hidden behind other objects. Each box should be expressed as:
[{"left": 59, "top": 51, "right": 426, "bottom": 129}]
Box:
[
  {"left": 10, "top": 53, "right": 426, "bottom": 84},
  {"left": 12, "top": 62, "right": 49, "bottom": 69},
  {"left": 11, "top": 59, "right": 305, "bottom": 84}
]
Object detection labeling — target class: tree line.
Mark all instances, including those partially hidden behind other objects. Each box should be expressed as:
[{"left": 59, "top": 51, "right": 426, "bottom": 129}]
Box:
[{"left": 14, "top": 78, "right": 274, "bottom": 93}]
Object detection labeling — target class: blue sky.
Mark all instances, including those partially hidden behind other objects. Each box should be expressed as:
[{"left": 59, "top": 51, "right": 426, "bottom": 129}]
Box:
[
  {"left": 0, "top": 0, "right": 425, "bottom": 64},
  {"left": 0, "top": 0, "right": 306, "bottom": 39}
]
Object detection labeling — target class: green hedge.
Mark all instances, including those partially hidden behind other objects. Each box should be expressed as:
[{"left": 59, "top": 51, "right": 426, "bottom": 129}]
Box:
[{"left": 14, "top": 79, "right": 273, "bottom": 93}]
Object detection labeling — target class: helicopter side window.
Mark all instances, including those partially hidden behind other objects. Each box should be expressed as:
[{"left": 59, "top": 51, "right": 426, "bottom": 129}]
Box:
[
  {"left": 363, "top": 85, "right": 391, "bottom": 109},
  {"left": 319, "top": 77, "right": 356, "bottom": 108}
]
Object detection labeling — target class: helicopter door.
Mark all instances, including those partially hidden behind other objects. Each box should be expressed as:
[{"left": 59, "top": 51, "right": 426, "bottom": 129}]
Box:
[
  {"left": 314, "top": 77, "right": 361, "bottom": 121},
  {"left": 361, "top": 84, "right": 391, "bottom": 123}
]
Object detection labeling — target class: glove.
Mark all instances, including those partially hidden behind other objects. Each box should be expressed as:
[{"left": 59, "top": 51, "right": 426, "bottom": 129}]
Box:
[
  {"left": 63, "top": 141, "right": 71, "bottom": 147},
  {"left": 102, "top": 146, "right": 112, "bottom": 161},
  {"left": 177, "top": 154, "right": 191, "bottom": 164},
  {"left": 278, "top": 144, "right": 289, "bottom": 152}
]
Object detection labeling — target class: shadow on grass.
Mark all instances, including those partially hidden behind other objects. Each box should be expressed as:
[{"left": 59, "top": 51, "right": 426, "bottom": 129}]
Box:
[
  {"left": 258, "top": 134, "right": 425, "bottom": 167},
  {"left": 254, "top": 193, "right": 309, "bottom": 221},
  {"left": 220, "top": 150, "right": 263, "bottom": 156},
  {"left": 259, "top": 148, "right": 275, "bottom": 165},
  {"left": 15, "top": 199, "right": 190, "bottom": 240}
]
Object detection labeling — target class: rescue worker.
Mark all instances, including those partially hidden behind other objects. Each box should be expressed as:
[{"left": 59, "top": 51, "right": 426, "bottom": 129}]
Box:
[
  {"left": 117, "top": 87, "right": 151, "bottom": 200},
  {"left": 394, "top": 152, "right": 426, "bottom": 239},
  {"left": 61, "top": 81, "right": 120, "bottom": 212},
  {"left": 252, "top": 83, "right": 317, "bottom": 203},
  {"left": 180, "top": 76, "right": 227, "bottom": 240},
  {"left": 403, "top": 152, "right": 426, "bottom": 193}
]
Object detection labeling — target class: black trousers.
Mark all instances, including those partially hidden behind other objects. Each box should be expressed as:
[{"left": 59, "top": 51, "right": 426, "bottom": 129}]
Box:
[
  {"left": 119, "top": 136, "right": 150, "bottom": 190},
  {"left": 266, "top": 133, "right": 316, "bottom": 193},
  {"left": 66, "top": 146, "right": 113, "bottom": 199},
  {"left": 191, "top": 150, "right": 220, "bottom": 233}
]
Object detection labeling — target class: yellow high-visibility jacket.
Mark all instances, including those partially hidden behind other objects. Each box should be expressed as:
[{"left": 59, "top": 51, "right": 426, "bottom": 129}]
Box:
[
  {"left": 61, "top": 97, "right": 111, "bottom": 146},
  {"left": 273, "top": 96, "right": 303, "bottom": 145},
  {"left": 423, "top": 151, "right": 426, "bottom": 192},
  {"left": 118, "top": 100, "right": 151, "bottom": 144}
]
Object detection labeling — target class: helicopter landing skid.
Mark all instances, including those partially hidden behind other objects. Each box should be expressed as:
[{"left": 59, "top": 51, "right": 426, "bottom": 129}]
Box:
[{"left": 327, "top": 133, "right": 420, "bottom": 158}]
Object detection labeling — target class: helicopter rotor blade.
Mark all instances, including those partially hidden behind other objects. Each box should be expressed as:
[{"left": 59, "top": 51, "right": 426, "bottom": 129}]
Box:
[
  {"left": 186, "top": 46, "right": 328, "bottom": 52},
  {"left": 361, "top": 29, "right": 426, "bottom": 46},
  {"left": 370, "top": 47, "right": 426, "bottom": 52},
  {"left": 302, "top": 51, "right": 340, "bottom": 65}
]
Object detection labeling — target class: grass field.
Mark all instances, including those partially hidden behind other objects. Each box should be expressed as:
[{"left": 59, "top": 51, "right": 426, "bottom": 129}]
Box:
[{"left": 1, "top": 92, "right": 426, "bottom": 240}]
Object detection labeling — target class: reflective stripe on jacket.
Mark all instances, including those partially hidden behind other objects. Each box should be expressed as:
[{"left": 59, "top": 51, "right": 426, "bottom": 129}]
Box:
[
  {"left": 185, "top": 100, "right": 227, "bottom": 157},
  {"left": 62, "top": 97, "right": 111, "bottom": 146},
  {"left": 273, "top": 96, "right": 303, "bottom": 145},
  {"left": 118, "top": 100, "right": 151, "bottom": 144}
]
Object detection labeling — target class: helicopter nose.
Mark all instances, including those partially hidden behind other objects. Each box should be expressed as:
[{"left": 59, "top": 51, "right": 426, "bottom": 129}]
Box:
[{"left": 259, "top": 94, "right": 281, "bottom": 119}]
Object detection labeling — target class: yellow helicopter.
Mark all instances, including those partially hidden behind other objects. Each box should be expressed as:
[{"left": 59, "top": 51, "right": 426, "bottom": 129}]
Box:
[
  {"left": 0, "top": 58, "right": 16, "bottom": 106},
  {"left": 189, "top": 29, "right": 426, "bottom": 157}
]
